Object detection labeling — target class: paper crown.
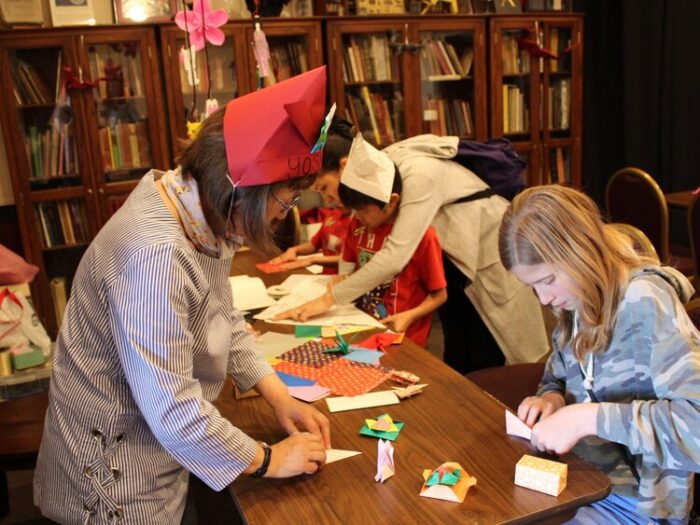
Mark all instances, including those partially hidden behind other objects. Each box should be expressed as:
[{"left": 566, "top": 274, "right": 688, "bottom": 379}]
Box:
[
  {"left": 223, "top": 66, "right": 328, "bottom": 187},
  {"left": 341, "top": 134, "right": 395, "bottom": 204}
]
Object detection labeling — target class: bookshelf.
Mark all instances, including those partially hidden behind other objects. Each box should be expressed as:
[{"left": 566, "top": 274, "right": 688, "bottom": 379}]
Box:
[
  {"left": 160, "top": 19, "right": 323, "bottom": 161},
  {"left": 0, "top": 27, "right": 169, "bottom": 336},
  {"left": 326, "top": 16, "right": 488, "bottom": 148},
  {"left": 489, "top": 14, "right": 583, "bottom": 186}
]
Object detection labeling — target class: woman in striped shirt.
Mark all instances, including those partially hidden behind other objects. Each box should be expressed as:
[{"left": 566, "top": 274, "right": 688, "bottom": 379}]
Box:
[{"left": 34, "top": 68, "right": 331, "bottom": 524}]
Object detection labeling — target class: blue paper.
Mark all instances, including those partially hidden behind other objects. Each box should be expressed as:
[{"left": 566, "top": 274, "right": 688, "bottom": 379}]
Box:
[
  {"left": 343, "top": 348, "right": 383, "bottom": 365},
  {"left": 276, "top": 371, "right": 315, "bottom": 387}
]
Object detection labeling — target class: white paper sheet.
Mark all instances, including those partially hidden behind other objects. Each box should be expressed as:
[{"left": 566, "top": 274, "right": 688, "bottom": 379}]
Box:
[
  {"left": 254, "top": 331, "right": 303, "bottom": 360},
  {"left": 326, "top": 391, "right": 400, "bottom": 413},
  {"left": 254, "top": 274, "right": 384, "bottom": 328},
  {"left": 229, "top": 275, "right": 276, "bottom": 311},
  {"left": 326, "top": 449, "right": 362, "bottom": 464},
  {"left": 505, "top": 410, "right": 532, "bottom": 439}
]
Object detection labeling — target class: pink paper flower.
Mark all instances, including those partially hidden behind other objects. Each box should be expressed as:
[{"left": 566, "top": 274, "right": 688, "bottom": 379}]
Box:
[{"left": 175, "top": 0, "right": 228, "bottom": 51}]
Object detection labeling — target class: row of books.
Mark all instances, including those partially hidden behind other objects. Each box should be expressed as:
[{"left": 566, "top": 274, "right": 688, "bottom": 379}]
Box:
[
  {"left": 36, "top": 200, "right": 89, "bottom": 248},
  {"left": 342, "top": 35, "right": 398, "bottom": 83},
  {"left": 419, "top": 41, "right": 474, "bottom": 80},
  {"left": 549, "top": 28, "right": 572, "bottom": 73},
  {"left": 24, "top": 124, "right": 79, "bottom": 180},
  {"left": 501, "top": 34, "right": 531, "bottom": 75},
  {"left": 266, "top": 41, "right": 309, "bottom": 84},
  {"left": 12, "top": 59, "right": 55, "bottom": 106},
  {"left": 502, "top": 84, "right": 529, "bottom": 134},
  {"left": 548, "top": 78, "right": 570, "bottom": 131},
  {"left": 89, "top": 46, "right": 144, "bottom": 99},
  {"left": 423, "top": 97, "right": 474, "bottom": 137},
  {"left": 549, "top": 147, "right": 570, "bottom": 184},
  {"left": 97, "top": 121, "right": 151, "bottom": 173},
  {"left": 345, "top": 87, "right": 404, "bottom": 147}
]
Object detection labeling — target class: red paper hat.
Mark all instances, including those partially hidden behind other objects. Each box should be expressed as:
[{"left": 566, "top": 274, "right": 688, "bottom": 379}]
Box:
[{"left": 224, "top": 66, "right": 327, "bottom": 187}]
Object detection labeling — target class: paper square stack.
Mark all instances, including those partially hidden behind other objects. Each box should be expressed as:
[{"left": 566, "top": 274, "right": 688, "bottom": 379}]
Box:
[{"left": 514, "top": 454, "right": 567, "bottom": 496}]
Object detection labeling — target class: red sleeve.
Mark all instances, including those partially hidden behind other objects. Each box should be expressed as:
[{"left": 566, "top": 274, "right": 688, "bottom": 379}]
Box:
[
  {"left": 309, "top": 223, "right": 323, "bottom": 251},
  {"left": 415, "top": 226, "right": 446, "bottom": 292},
  {"left": 341, "top": 217, "right": 359, "bottom": 264}
]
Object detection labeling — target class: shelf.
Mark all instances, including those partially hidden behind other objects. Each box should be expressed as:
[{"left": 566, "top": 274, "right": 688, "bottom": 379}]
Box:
[
  {"left": 29, "top": 186, "right": 86, "bottom": 202},
  {"left": 422, "top": 75, "right": 473, "bottom": 82},
  {"left": 97, "top": 95, "right": 146, "bottom": 102},
  {"left": 42, "top": 242, "right": 89, "bottom": 252},
  {"left": 16, "top": 103, "right": 57, "bottom": 110},
  {"left": 502, "top": 72, "right": 531, "bottom": 77},
  {"left": 344, "top": 80, "right": 400, "bottom": 87}
]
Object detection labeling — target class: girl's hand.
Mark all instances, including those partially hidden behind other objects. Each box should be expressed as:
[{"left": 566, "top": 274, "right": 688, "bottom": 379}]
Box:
[
  {"left": 272, "top": 292, "right": 336, "bottom": 322},
  {"left": 381, "top": 311, "right": 413, "bottom": 333},
  {"left": 269, "top": 247, "right": 297, "bottom": 264},
  {"left": 517, "top": 391, "right": 566, "bottom": 428},
  {"left": 280, "top": 258, "right": 313, "bottom": 271},
  {"left": 273, "top": 397, "right": 331, "bottom": 449},
  {"left": 266, "top": 433, "right": 327, "bottom": 477},
  {"left": 530, "top": 403, "right": 599, "bottom": 455}
]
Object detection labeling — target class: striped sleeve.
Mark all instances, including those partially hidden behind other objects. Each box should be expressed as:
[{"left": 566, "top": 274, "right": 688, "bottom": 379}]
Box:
[
  {"left": 227, "top": 306, "right": 274, "bottom": 392},
  {"left": 106, "top": 243, "right": 258, "bottom": 490}
]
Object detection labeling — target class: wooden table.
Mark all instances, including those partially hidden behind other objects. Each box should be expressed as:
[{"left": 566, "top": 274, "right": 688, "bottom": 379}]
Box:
[
  {"left": 665, "top": 190, "right": 697, "bottom": 210},
  {"left": 221, "top": 251, "right": 611, "bottom": 525}
]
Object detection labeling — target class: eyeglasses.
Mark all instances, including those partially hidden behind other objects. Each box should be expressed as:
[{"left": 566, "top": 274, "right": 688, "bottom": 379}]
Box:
[{"left": 272, "top": 193, "right": 301, "bottom": 213}]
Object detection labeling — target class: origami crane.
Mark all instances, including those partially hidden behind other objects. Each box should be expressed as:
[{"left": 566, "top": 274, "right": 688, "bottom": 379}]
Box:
[{"left": 175, "top": 0, "right": 228, "bottom": 51}]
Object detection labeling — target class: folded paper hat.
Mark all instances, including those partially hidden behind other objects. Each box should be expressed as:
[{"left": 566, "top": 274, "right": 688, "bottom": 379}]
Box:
[
  {"left": 224, "top": 66, "right": 327, "bottom": 187},
  {"left": 341, "top": 134, "right": 395, "bottom": 204}
]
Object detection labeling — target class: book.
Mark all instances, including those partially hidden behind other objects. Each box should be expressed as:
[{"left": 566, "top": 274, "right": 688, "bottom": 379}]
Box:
[
  {"left": 50, "top": 277, "right": 68, "bottom": 328},
  {"left": 57, "top": 200, "right": 76, "bottom": 245}
]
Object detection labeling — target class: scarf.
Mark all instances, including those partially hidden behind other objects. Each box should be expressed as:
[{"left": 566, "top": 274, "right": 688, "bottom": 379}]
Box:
[{"left": 160, "top": 168, "right": 239, "bottom": 258}]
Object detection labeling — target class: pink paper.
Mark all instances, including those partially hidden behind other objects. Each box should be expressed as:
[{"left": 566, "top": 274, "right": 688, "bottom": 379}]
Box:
[
  {"left": 287, "top": 385, "right": 331, "bottom": 403},
  {"left": 505, "top": 410, "right": 532, "bottom": 440}
]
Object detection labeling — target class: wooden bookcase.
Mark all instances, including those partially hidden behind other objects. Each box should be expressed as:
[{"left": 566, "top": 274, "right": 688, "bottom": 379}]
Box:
[
  {"left": 0, "top": 26, "right": 169, "bottom": 336},
  {"left": 160, "top": 19, "right": 324, "bottom": 162},
  {"left": 326, "top": 16, "right": 488, "bottom": 147},
  {"left": 489, "top": 14, "right": 583, "bottom": 186}
]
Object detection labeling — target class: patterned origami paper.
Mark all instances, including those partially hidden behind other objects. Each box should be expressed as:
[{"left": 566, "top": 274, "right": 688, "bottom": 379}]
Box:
[
  {"left": 391, "top": 370, "right": 420, "bottom": 385},
  {"left": 392, "top": 384, "right": 427, "bottom": 399},
  {"left": 359, "top": 414, "right": 405, "bottom": 441},
  {"left": 505, "top": 410, "right": 532, "bottom": 440},
  {"left": 375, "top": 439, "right": 395, "bottom": 483},
  {"left": 174, "top": 0, "right": 227, "bottom": 51},
  {"left": 514, "top": 454, "right": 567, "bottom": 497},
  {"left": 419, "top": 462, "right": 477, "bottom": 503},
  {"left": 343, "top": 349, "right": 383, "bottom": 365}
]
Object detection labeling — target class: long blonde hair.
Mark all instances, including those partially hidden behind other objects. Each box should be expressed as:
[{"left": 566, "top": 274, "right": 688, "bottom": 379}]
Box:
[{"left": 498, "top": 185, "right": 658, "bottom": 360}]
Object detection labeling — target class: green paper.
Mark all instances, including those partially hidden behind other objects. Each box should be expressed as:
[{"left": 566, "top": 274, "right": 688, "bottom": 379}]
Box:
[
  {"left": 358, "top": 421, "right": 405, "bottom": 442},
  {"left": 11, "top": 347, "right": 45, "bottom": 371},
  {"left": 294, "top": 325, "right": 322, "bottom": 338},
  {"left": 426, "top": 471, "right": 440, "bottom": 486},
  {"left": 440, "top": 471, "right": 459, "bottom": 486}
]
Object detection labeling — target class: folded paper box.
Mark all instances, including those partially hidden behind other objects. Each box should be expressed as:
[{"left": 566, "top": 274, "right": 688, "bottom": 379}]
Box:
[{"left": 514, "top": 454, "right": 567, "bottom": 497}]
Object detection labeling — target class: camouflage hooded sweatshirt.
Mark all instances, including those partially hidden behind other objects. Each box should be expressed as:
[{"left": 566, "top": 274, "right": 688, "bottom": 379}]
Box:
[{"left": 537, "top": 266, "right": 700, "bottom": 520}]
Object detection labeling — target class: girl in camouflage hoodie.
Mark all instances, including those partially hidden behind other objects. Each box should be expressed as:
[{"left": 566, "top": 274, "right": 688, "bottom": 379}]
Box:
[{"left": 499, "top": 185, "right": 700, "bottom": 524}]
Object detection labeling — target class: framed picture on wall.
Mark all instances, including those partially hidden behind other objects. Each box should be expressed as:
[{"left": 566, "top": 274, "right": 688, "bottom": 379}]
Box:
[
  {"left": 49, "top": 0, "right": 97, "bottom": 26},
  {"left": 114, "top": 0, "right": 176, "bottom": 23},
  {"left": 0, "top": 0, "right": 45, "bottom": 25}
]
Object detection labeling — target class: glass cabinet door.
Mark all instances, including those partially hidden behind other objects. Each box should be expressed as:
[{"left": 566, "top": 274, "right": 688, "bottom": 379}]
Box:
[
  {"left": 85, "top": 42, "right": 154, "bottom": 184},
  {"left": 329, "top": 23, "right": 407, "bottom": 148}
]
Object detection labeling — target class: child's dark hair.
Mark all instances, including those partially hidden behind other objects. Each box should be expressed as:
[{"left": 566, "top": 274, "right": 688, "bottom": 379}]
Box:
[
  {"left": 322, "top": 116, "right": 354, "bottom": 172},
  {"left": 338, "top": 164, "right": 402, "bottom": 209}
]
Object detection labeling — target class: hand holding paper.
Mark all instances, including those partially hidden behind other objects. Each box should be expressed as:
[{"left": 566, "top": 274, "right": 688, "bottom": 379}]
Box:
[{"left": 505, "top": 410, "right": 532, "bottom": 440}]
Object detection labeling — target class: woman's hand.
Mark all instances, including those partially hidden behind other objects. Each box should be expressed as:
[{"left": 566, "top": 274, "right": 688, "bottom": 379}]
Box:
[
  {"left": 273, "top": 396, "right": 331, "bottom": 450},
  {"left": 517, "top": 391, "right": 566, "bottom": 428},
  {"left": 266, "top": 432, "right": 327, "bottom": 477},
  {"left": 269, "top": 247, "right": 297, "bottom": 265},
  {"left": 273, "top": 291, "right": 336, "bottom": 322},
  {"left": 530, "top": 403, "right": 599, "bottom": 455},
  {"left": 381, "top": 311, "right": 413, "bottom": 333}
]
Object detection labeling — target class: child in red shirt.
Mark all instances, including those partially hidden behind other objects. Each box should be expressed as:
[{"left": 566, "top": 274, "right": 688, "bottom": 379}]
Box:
[
  {"left": 268, "top": 207, "right": 351, "bottom": 275},
  {"left": 337, "top": 136, "right": 447, "bottom": 347}
]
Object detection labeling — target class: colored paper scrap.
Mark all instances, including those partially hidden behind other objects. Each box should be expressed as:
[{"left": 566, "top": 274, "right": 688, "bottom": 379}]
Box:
[
  {"left": 326, "top": 391, "right": 400, "bottom": 413},
  {"left": 391, "top": 370, "right": 420, "bottom": 385},
  {"left": 316, "top": 360, "right": 393, "bottom": 397},
  {"left": 325, "top": 448, "right": 361, "bottom": 464},
  {"left": 287, "top": 385, "right": 331, "bottom": 403},
  {"left": 514, "top": 454, "right": 567, "bottom": 497},
  {"left": 255, "top": 262, "right": 288, "bottom": 274},
  {"left": 375, "top": 439, "right": 395, "bottom": 483},
  {"left": 366, "top": 413, "right": 398, "bottom": 432},
  {"left": 359, "top": 414, "right": 405, "bottom": 441},
  {"left": 420, "top": 462, "right": 477, "bottom": 503},
  {"left": 506, "top": 410, "right": 532, "bottom": 440},
  {"left": 392, "top": 384, "right": 427, "bottom": 399},
  {"left": 256, "top": 331, "right": 301, "bottom": 360},
  {"left": 294, "top": 325, "right": 323, "bottom": 338},
  {"left": 356, "top": 332, "right": 404, "bottom": 352},
  {"left": 343, "top": 349, "right": 383, "bottom": 365},
  {"left": 275, "top": 371, "right": 315, "bottom": 387}
]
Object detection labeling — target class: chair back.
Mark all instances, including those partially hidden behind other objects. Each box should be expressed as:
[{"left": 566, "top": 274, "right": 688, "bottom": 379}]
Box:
[
  {"left": 688, "top": 193, "right": 700, "bottom": 288},
  {"left": 610, "top": 223, "right": 659, "bottom": 261},
  {"left": 605, "top": 167, "right": 669, "bottom": 262}
]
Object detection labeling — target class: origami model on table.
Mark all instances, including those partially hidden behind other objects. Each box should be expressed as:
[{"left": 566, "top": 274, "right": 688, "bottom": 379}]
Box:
[
  {"left": 392, "top": 384, "right": 427, "bottom": 399},
  {"left": 419, "top": 462, "right": 477, "bottom": 503},
  {"left": 359, "top": 413, "right": 405, "bottom": 441},
  {"left": 514, "top": 454, "right": 567, "bottom": 497},
  {"left": 375, "top": 439, "right": 395, "bottom": 483}
]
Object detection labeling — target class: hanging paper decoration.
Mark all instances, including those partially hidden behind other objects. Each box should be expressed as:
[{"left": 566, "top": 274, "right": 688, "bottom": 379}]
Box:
[
  {"left": 174, "top": 0, "right": 228, "bottom": 51},
  {"left": 63, "top": 66, "right": 101, "bottom": 91},
  {"left": 187, "top": 121, "right": 203, "bottom": 139},
  {"left": 204, "top": 98, "right": 219, "bottom": 118},
  {"left": 179, "top": 46, "right": 200, "bottom": 87},
  {"left": 253, "top": 21, "right": 271, "bottom": 79}
]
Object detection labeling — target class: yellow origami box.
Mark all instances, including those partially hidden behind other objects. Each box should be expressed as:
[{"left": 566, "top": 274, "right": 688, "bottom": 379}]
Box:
[{"left": 514, "top": 454, "right": 567, "bottom": 497}]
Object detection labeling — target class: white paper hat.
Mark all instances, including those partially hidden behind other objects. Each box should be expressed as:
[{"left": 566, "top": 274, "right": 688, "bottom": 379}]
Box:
[{"left": 341, "top": 134, "right": 395, "bottom": 204}]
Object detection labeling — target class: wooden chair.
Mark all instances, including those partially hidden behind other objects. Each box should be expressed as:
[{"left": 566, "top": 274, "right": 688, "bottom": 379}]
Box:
[
  {"left": 688, "top": 193, "right": 700, "bottom": 292},
  {"left": 610, "top": 223, "right": 659, "bottom": 260},
  {"left": 605, "top": 167, "right": 670, "bottom": 262}
]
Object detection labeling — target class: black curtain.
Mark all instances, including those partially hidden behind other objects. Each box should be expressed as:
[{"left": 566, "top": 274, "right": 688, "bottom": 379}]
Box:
[{"left": 573, "top": 0, "right": 700, "bottom": 204}]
